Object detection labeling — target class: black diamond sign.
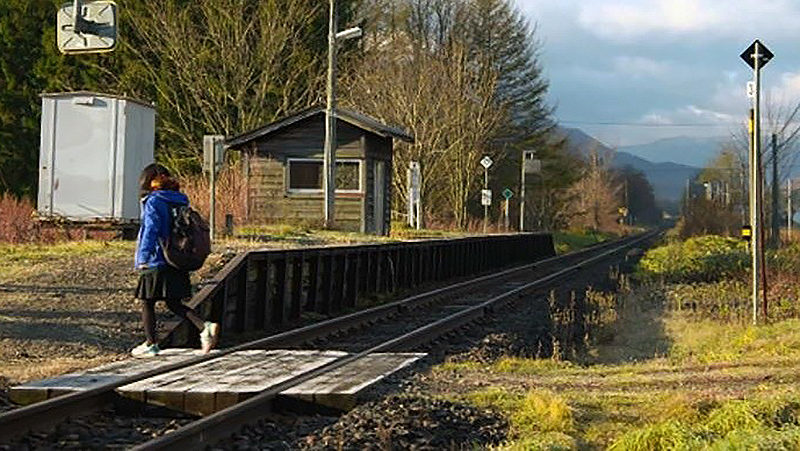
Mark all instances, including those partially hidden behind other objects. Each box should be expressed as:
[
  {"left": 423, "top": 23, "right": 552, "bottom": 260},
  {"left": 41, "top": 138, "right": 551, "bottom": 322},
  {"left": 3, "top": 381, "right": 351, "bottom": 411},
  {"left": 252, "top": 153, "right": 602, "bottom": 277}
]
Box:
[{"left": 740, "top": 39, "right": 773, "bottom": 69}]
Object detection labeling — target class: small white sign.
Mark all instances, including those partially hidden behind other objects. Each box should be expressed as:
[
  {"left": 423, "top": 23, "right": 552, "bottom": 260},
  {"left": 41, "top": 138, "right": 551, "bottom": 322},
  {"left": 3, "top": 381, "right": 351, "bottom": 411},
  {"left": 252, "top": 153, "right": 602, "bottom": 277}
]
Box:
[
  {"left": 480, "top": 156, "right": 493, "bottom": 169},
  {"left": 57, "top": 1, "right": 118, "bottom": 54},
  {"left": 481, "top": 189, "right": 492, "bottom": 206},
  {"left": 747, "top": 81, "right": 756, "bottom": 99}
]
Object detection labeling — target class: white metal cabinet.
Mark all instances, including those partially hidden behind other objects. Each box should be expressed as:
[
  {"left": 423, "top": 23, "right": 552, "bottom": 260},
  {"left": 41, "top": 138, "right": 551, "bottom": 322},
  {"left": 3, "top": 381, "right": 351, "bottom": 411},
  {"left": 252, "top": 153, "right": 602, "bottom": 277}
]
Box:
[{"left": 37, "top": 92, "right": 155, "bottom": 222}]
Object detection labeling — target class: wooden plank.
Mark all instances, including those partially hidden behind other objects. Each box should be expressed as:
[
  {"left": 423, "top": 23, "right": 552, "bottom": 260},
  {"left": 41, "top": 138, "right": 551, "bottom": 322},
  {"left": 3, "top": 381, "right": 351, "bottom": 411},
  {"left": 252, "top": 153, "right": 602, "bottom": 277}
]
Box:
[
  {"left": 305, "top": 253, "right": 320, "bottom": 313},
  {"left": 132, "top": 351, "right": 271, "bottom": 413},
  {"left": 253, "top": 263, "right": 267, "bottom": 330},
  {"left": 282, "top": 353, "right": 425, "bottom": 411},
  {"left": 270, "top": 256, "right": 288, "bottom": 325},
  {"left": 10, "top": 349, "right": 198, "bottom": 405},
  {"left": 344, "top": 252, "right": 357, "bottom": 309},
  {"left": 318, "top": 253, "right": 332, "bottom": 314},
  {"left": 290, "top": 254, "right": 303, "bottom": 321},
  {"left": 180, "top": 350, "right": 345, "bottom": 414},
  {"left": 331, "top": 254, "right": 345, "bottom": 313}
]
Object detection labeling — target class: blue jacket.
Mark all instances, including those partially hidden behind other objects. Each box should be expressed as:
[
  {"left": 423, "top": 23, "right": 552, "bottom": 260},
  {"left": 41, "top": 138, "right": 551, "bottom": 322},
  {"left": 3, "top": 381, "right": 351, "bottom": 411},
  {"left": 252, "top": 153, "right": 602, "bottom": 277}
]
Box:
[{"left": 135, "top": 190, "right": 190, "bottom": 269}]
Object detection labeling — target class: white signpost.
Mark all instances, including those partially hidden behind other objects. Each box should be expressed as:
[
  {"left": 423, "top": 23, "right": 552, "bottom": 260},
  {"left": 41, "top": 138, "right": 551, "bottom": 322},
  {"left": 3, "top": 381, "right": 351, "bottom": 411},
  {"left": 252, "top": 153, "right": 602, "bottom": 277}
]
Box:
[
  {"left": 204, "top": 135, "right": 225, "bottom": 242},
  {"left": 407, "top": 161, "right": 421, "bottom": 229},
  {"left": 480, "top": 156, "right": 493, "bottom": 233},
  {"left": 481, "top": 189, "right": 492, "bottom": 206}
]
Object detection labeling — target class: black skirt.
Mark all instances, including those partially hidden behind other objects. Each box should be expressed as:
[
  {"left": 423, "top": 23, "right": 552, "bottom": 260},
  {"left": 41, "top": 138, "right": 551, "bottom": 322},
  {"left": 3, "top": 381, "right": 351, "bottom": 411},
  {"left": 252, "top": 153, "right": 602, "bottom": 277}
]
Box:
[{"left": 135, "top": 265, "right": 192, "bottom": 301}]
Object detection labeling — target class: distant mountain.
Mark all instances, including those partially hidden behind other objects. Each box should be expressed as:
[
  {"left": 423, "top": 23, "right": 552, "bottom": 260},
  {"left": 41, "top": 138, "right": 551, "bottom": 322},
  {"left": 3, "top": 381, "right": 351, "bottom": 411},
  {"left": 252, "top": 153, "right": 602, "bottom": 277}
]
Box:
[
  {"left": 618, "top": 136, "right": 725, "bottom": 168},
  {"left": 557, "top": 127, "right": 702, "bottom": 206}
]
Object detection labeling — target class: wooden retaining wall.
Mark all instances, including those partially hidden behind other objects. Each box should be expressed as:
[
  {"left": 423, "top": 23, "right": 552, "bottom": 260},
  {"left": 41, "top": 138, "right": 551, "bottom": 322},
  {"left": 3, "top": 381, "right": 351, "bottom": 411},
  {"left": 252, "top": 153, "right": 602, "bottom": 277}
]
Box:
[{"left": 163, "top": 233, "right": 554, "bottom": 347}]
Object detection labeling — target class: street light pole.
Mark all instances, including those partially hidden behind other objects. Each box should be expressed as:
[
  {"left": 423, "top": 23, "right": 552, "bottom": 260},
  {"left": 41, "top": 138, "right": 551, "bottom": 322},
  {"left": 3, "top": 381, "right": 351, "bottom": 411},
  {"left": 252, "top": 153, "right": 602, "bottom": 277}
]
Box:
[{"left": 323, "top": 0, "right": 338, "bottom": 229}]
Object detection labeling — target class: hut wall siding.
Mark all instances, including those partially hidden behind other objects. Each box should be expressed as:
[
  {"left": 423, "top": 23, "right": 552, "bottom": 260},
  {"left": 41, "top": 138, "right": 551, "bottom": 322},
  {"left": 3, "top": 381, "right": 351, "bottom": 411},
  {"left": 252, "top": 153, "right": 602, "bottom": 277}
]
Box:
[
  {"left": 364, "top": 157, "right": 375, "bottom": 234},
  {"left": 232, "top": 114, "right": 397, "bottom": 235}
]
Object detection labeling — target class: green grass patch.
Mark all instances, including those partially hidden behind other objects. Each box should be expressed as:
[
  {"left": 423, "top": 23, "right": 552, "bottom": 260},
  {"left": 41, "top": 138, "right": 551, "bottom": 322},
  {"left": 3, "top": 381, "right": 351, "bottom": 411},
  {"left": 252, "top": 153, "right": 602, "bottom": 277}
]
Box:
[
  {"left": 466, "top": 387, "right": 574, "bottom": 435},
  {"left": 609, "top": 398, "right": 800, "bottom": 450},
  {"left": 553, "top": 230, "right": 612, "bottom": 254},
  {"left": 667, "top": 317, "right": 800, "bottom": 364},
  {"left": 433, "top": 360, "right": 486, "bottom": 373},
  {"left": 0, "top": 240, "right": 134, "bottom": 280},
  {"left": 512, "top": 390, "right": 575, "bottom": 434},
  {"left": 0, "top": 240, "right": 133, "bottom": 262},
  {"left": 493, "top": 357, "right": 576, "bottom": 374},
  {"left": 494, "top": 432, "right": 578, "bottom": 450}
]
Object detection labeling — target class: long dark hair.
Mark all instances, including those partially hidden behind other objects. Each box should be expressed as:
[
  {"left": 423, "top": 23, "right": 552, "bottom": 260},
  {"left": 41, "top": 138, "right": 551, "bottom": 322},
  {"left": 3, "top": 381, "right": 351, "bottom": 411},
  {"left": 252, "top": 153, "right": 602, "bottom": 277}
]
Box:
[{"left": 138, "top": 163, "right": 177, "bottom": 198}]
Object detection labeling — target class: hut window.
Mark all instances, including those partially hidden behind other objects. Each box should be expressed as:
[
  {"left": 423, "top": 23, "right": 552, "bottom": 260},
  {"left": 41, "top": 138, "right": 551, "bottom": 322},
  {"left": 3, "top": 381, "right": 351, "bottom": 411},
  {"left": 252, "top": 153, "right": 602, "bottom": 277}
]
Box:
[
  {"left": 288, "top": 160, "right": 322, "bottom": 190},
  {"left": 287, "top": 158, "right": 361, "bottom": 192}
]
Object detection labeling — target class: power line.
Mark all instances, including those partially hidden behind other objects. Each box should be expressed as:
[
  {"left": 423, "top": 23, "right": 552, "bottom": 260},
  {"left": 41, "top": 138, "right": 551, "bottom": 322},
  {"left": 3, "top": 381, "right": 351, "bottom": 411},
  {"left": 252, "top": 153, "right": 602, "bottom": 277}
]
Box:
[{"left": 560, "top": 120, "right": 740, "bottom": 128}]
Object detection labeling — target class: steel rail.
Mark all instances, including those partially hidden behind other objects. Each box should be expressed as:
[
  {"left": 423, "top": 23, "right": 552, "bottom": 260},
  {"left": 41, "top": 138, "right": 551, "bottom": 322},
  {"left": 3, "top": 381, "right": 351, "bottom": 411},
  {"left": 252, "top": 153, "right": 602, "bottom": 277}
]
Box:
[
  {"left": 0, "top": 232, "right": 649, "bottom": 443},
  {"left": 131, "top": 230, "right": 659, "bottom": 450}
]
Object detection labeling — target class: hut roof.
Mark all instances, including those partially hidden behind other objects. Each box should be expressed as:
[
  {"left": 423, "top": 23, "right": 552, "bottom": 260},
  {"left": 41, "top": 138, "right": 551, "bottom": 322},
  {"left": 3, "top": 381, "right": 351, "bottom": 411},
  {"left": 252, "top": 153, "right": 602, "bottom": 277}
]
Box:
[{"left": 225, "top": 106, "right": 414, "bottom": 149}]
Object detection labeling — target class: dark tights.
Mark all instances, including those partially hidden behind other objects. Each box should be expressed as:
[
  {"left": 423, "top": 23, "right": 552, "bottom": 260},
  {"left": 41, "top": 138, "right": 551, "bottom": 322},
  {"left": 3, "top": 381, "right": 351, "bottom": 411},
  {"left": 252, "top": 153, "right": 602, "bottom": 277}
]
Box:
[{"left": 141, "top": 299, "right": 205, "bottom": 345}]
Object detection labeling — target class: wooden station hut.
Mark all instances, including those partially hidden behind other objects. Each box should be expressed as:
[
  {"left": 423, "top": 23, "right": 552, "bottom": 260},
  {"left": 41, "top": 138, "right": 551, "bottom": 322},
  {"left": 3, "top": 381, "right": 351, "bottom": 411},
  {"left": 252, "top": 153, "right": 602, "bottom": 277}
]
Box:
[{"left": 225, "top": 107, "right": 413, "bottom": 235}]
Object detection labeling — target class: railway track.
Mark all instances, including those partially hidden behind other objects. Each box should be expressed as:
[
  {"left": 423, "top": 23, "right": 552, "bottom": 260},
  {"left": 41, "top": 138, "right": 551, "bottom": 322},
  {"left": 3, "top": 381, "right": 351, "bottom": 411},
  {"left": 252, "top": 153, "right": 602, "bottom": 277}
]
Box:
[{"left": 0, "top": 230, "right": 658, "bottom": 450}]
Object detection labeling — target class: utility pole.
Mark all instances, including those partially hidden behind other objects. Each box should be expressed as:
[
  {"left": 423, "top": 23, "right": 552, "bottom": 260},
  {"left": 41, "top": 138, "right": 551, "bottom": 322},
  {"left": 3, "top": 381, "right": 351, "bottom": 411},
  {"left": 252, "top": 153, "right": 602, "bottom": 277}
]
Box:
[
  {"left": 771, "top": 133, "right": 780, "bottom": 248},
  {"left": 520, "top": 153, "right": 526, "bottom": 231},
  {"left": 323, "top": 1, "right": 361, "bottom": 229},
  {"left": 323, "top": 0, "right": 337, "bottom": 229},
  {"left": 789, "top": 178, "right": 793, "bottom": 242},
  {"left": 741, "top": 39, "right": 773, "bottom": 324}
]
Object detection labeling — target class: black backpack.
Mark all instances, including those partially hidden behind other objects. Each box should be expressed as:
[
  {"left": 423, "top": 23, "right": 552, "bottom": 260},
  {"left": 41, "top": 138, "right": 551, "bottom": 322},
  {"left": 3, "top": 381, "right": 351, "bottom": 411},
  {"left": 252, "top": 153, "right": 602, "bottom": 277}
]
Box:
[{"left": 160, "top": 204, "right": 211, "bottom": 271}]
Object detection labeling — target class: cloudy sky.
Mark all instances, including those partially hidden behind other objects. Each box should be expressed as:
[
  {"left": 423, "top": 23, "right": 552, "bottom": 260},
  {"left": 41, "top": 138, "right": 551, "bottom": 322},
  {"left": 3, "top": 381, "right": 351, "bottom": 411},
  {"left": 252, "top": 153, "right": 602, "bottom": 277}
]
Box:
[{"left": 518, "top": 0, "right": 800, "bottom": 146}]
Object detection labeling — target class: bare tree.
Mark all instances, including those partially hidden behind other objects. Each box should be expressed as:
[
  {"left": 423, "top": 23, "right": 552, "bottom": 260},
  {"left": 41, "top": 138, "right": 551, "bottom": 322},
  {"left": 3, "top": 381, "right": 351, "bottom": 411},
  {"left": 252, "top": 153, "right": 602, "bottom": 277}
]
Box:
[
  {"left": 722, "top": 96, "right": 800, "bottom": 244},
  {"left": 344, "top": 37, "right": 505, "bottom": 228},
  {"left": 566, "top": 148, "right": 621, "bottom": 232},
  {"left": 120, "top": 0, "right": 330, "bottom": 168}
]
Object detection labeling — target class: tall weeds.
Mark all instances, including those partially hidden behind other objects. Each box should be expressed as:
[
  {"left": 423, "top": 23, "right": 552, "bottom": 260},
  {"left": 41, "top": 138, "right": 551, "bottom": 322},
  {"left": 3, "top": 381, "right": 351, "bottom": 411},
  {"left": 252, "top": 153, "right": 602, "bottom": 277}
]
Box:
[
  {"left": 179, "top": 163, "right": 247, "bottom": 235},
  {"left": 0, "top": 193, "right": 37, "bottom": 243}
]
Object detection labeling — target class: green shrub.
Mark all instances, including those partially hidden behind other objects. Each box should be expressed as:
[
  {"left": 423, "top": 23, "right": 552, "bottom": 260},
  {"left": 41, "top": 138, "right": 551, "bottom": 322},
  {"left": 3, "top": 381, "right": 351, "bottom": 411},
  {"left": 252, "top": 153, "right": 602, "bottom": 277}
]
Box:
[
  {"left": 554, "top": 230, "right": 611, "bottom": 254},
  {"left": 638, "top": 235, "right": 748, "bottom": 283}
]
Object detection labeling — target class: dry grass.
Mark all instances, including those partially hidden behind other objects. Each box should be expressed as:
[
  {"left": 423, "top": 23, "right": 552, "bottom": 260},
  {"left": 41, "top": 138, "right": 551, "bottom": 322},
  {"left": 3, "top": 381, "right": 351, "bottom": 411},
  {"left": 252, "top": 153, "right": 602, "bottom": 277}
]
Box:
[
  {"left": 180, "top": 163, "right": 247, "bottom": 235},
  {"left": 427, "top": 284, "right": 800, "bottom": 450},
  {"left": 0, "top": 194, "right": 39, "bottom": 243}
]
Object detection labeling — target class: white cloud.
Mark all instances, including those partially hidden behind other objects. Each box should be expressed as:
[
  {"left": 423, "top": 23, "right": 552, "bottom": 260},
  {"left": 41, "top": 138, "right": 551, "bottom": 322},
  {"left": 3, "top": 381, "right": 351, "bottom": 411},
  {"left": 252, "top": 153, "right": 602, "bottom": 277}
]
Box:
[
  {"left": 636, "top": 105, "right": 737, "bottom": 126},
  {"left": 573, "top": 0, "right": 799, "bottom": 41},
  {"left": 772, "top": 72, "right": 800, "bottom": 101},
  {"left": 613, "top": 56, "right": 671, "bottom": 79}
]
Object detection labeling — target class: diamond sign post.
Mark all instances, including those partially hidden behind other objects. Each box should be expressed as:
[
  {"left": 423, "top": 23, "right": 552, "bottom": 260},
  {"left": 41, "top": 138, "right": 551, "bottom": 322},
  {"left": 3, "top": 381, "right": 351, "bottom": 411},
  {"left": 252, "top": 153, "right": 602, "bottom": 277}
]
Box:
[{"left": 740, "top": 39, "right": 773, "bottom": 324}]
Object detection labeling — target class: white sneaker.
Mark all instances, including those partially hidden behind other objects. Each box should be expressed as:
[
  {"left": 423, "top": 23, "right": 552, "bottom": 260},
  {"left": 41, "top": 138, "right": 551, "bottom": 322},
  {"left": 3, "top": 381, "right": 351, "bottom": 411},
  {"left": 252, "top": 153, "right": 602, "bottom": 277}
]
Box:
[
  {"left": 131, "top": 341, "right": 150, "bottom": 355},
  {"left": 132, "top": 343, "right": 160, "bottom": 358},
  {"left": 200, "top": 322, "right": 219, "bottom": 354}
]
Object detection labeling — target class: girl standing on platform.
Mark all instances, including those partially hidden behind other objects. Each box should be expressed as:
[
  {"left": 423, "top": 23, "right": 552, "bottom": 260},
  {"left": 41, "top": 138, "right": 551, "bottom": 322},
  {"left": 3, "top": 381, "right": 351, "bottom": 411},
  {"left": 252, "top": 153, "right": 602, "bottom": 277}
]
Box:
[{"left": 132, "top": 163, "right": 218, "bottom": 357}]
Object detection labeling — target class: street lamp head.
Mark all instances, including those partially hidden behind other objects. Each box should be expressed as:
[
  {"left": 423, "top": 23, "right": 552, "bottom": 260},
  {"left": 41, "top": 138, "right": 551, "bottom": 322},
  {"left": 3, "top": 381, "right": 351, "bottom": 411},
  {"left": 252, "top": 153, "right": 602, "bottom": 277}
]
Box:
[{"left": 336, "top": 27, "right": 362, "bottom": 41}]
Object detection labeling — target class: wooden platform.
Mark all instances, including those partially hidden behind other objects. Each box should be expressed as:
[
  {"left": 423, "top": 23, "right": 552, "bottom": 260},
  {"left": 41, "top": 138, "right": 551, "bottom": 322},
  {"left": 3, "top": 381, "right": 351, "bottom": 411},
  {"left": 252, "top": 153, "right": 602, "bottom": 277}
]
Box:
[{"left": 10, "top": 349, "right": 424, "bottom": 415}]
